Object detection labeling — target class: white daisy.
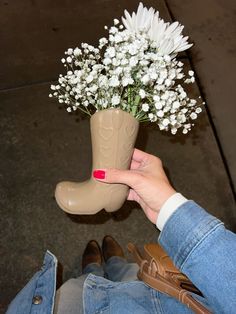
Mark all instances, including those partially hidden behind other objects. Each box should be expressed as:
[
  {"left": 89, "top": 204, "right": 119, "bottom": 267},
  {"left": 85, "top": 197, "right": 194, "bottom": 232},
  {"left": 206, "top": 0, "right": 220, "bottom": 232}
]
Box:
[
  {"left": 121, "top": 2, "right": 156, "bottom": 33},
  {"left": 122, "top": 2, "right": 193, "bottom": 56}
]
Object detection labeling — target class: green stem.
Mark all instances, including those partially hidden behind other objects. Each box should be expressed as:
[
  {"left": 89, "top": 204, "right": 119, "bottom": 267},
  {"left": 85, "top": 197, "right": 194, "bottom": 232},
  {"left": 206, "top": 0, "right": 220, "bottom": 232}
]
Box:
[
  {"left": 132, "top": 95, "right": 141, "bottom": 116},
  {"left": 79, "top": 106, "right": 91, "bottom": 116},
  {"left": 139, "top": 118, "right": 150, "bottom": 122},
  {"left": 66, "top": 93, "right": 91, "bottom": 117},
  {"left": 128, "top": 86, "right": 132, "bottom": 109}
]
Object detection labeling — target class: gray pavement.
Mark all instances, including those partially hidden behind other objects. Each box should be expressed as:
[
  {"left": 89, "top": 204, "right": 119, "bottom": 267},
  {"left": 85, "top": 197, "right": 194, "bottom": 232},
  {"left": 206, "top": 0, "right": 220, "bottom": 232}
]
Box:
[
  {"left": 0, "top": 0, "right": 235, "bottom": 312},
  {"left": 166, "top": 0, "right": 236, "bottom": 194}
]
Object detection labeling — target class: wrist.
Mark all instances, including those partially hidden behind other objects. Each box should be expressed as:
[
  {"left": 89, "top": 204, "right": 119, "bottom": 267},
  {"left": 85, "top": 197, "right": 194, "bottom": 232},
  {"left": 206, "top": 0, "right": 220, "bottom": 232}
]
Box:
[
  {"left": 156, "top": 193, "right": 188, "bottom": 231},
  {"left": 158, "top": 187, "right": 177, "bottom": 210}
]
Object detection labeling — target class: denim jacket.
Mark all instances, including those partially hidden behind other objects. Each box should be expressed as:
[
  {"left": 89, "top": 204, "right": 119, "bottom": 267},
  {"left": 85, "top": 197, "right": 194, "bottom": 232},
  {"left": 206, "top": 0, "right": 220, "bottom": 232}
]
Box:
[{"left": 6, "top": 201, "right": 236, "bottom": 314}]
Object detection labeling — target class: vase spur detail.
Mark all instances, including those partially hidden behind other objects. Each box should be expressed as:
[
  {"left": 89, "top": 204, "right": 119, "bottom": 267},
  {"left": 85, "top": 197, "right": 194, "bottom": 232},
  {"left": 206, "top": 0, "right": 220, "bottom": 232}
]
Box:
[{"left": 50, "top": 2, "right": 204, "bottom": 215}]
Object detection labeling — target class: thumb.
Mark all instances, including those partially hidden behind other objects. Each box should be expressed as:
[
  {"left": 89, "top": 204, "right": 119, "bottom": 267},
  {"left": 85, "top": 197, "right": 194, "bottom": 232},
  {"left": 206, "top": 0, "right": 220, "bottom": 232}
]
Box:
[{"left": 93, "top": 168, "right": 140, "bottom": 188}]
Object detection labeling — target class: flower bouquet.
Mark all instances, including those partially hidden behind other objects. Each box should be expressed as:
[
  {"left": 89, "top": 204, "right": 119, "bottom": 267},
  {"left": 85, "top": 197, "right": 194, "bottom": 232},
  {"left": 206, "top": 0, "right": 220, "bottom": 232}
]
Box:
[{"left": 50, "top": 2, "right": 203, "bottom": 215}]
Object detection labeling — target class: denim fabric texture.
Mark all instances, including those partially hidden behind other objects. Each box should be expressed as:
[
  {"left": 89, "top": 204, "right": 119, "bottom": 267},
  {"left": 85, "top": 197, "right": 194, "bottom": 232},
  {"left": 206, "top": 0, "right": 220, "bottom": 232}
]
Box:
[
  {"left": 83, "top": 274, "right": 195, "bottom": 313},
  {"left": 6, "top": 250, "right": 57, "bottom": 314},
  {"left": 6, "top": 201, "right": 236, "bottom": 313},
  {"left": 159, "top": 201, "right": 236, "bottom": 314},
  {"left": 54, "top": 257, "right": 139, "bottom": 313},
  {"left": 54, "top": 263, "right": 104, "bottom": 314},
  {"left": 104, "top": 256, "right": 139, "bottom": 281}
]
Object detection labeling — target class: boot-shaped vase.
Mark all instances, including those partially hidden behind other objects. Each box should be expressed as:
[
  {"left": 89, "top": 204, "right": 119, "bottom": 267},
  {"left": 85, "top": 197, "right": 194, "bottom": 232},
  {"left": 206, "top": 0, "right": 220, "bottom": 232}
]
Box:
[{"left": 55, "top": 108, "right": 139, "bottom": 214}]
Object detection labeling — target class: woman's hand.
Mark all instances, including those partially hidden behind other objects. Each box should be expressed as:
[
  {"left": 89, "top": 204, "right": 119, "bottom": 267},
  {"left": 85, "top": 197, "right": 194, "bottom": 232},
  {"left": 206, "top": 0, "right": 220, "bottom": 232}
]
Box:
[{"left": 93, "top": 148, "right": 176, "bottom": 224}]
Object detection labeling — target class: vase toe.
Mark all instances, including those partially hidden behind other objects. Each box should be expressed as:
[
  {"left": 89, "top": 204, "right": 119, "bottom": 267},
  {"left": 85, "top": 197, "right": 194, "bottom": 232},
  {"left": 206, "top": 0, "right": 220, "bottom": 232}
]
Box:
[
  {"left": 55, "top": 181, "right": 72, "bottom": 212},
  {"left": 55, "top": 180, "right": 104, "bottom": 215}
]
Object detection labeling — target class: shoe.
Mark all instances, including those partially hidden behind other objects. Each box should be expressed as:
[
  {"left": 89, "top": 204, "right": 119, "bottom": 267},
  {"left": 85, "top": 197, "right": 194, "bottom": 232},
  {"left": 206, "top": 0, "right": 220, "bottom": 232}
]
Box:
[
  {"left": 102, "top": 235, "right": 125, "bottom": 262},
  {"left": 82, "top": 240, "right": 102, "bottom": 271},
  {"left": 55, "top": 108, "right": 139, "bottom": 215}
]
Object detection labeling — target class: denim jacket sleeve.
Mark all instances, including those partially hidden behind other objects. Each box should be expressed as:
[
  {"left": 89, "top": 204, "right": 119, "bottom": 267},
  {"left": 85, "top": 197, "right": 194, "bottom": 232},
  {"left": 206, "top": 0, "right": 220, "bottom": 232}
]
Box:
[
  {"left": 159, "top": 200, "right": 236, "bottom": 314},
  {"left": 6, "top": 251, "right": 57, "bottom": 314}
]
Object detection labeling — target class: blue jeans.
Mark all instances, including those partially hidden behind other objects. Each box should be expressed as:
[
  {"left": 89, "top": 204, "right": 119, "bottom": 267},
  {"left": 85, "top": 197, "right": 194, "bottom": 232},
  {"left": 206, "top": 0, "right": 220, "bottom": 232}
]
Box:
[
  {"left": 54, "top": 257, "right": 139, "bottom": 314},
  {"left": 7, "top": 201, "right": 236, "bottom": 313}
]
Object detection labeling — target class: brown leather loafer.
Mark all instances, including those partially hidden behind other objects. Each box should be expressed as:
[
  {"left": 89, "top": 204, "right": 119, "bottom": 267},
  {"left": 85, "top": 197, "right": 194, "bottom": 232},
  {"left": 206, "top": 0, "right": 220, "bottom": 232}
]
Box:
[
  {"left": 82, "top": 240, "right": 102, "bottom": 271},
  {"left": 102, "top": 235, "right": 125, "bottom": 262}
]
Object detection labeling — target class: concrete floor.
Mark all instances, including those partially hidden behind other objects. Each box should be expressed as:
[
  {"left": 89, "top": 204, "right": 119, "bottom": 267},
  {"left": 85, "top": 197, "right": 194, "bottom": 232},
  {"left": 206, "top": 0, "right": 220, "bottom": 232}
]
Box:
[
  {"left": 165, "top": 0, "right": 236, "bottom": 198},
  {"left": 0, "top": 0, "right": 235, "bottom": 312}
]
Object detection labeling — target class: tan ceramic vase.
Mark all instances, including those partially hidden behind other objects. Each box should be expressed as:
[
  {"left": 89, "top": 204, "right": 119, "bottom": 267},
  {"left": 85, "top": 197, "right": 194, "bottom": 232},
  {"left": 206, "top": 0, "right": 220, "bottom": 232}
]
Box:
[{"left": 55, "top": 108, "right": 139, "bottom": 214}]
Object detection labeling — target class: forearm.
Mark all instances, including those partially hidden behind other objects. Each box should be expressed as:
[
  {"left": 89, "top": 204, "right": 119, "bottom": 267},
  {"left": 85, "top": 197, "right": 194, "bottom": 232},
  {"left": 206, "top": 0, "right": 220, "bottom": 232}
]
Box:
[{"left": 158, "top": 200, "right": 236, "bottom": 313}]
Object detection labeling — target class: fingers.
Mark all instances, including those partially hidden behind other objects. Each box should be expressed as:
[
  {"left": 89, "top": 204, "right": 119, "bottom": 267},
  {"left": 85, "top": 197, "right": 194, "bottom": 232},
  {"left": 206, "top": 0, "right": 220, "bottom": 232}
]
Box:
[
  {"left": 127, "top": 189, "right": 140, "bottom": 202},
  {"left": 93, "top": 149, "right": 155, "bottom": 187},
  {"left": 132, "top": 148, "right": 152, "bottom": 163},
  {"left": 93, "top": 168, "right": 141, "bottom": 189},
  {"left": 130, "top": 159, "right": 140, "bottom": 170}
]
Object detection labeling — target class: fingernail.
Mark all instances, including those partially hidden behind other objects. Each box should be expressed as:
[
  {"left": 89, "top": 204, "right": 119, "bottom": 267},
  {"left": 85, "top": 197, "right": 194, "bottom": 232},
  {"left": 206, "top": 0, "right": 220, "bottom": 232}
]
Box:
[{"left": 93, "top": 170, "right": 106, "bottom": 180}]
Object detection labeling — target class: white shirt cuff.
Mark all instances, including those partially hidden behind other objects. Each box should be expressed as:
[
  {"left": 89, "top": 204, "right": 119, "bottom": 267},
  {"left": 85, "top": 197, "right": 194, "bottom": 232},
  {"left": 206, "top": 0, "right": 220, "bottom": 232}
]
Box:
[{"left": 156, "top": 193, "right": 188, "bottom": 231}]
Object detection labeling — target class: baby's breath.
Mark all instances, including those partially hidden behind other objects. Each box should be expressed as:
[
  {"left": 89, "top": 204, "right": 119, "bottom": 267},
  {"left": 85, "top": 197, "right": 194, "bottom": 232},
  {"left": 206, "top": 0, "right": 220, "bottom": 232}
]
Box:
[{"left": 50, "top": 2, "right": 204, "bottom": 134}]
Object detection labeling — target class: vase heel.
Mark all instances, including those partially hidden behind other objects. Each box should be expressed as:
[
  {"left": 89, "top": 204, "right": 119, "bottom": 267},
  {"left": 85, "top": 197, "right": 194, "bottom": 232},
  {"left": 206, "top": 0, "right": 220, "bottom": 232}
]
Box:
[{"left": 104, "top": 184, "right": 129, "bottom": 212}]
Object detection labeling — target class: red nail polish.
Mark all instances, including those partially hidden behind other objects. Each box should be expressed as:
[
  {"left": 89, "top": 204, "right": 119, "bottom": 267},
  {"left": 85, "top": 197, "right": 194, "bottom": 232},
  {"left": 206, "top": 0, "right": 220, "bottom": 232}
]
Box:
[{"left": 93, "top": 170, "right": 105, "bottom": 179}]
